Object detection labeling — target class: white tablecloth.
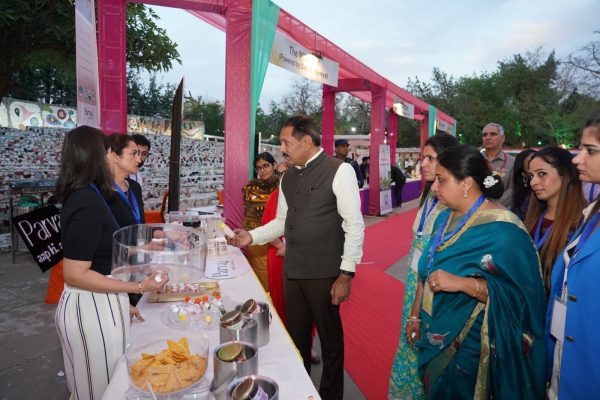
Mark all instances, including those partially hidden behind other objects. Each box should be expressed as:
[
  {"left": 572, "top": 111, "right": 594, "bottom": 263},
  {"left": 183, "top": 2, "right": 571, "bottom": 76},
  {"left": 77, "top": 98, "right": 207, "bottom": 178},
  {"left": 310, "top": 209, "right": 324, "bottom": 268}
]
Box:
[{"left": 102, "top": 247, "right": 320, "bottom": 400}]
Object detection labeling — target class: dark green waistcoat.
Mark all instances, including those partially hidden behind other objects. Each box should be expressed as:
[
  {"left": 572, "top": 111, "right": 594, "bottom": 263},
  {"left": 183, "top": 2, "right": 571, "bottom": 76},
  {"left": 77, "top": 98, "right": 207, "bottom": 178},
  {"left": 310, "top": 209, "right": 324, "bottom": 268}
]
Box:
[{"left": 281, "top": 152, "right": 344, "bottom": 279}]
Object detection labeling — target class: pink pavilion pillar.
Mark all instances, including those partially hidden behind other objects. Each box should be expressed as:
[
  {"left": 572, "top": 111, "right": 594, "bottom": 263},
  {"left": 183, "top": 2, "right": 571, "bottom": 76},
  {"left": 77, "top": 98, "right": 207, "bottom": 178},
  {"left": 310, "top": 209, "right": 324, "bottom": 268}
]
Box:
[
  {"left": 97, "top": 0, "right": 127, "bottom": 134},
  {"left": 222, "top": 0, "right": 252, "bottom": 229},
  {"left": 322, "top": 85, "right": 336, "bottom": 155},
  {"left": 387, "top": 109, "right": 398, "bottom": 166},
  {"left": 368, "top": 84, "right": 386, "bottom": 216},
  {"left": 419, "top": 114, "right": 430, "bottom": 189}
]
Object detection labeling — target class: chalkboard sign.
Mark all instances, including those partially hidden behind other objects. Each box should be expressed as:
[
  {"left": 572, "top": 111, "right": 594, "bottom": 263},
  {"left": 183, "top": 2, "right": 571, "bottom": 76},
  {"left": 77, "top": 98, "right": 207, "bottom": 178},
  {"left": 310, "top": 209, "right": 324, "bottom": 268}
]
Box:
[{"left": 11, "top": 205, "right": 62, "bottom": 272}]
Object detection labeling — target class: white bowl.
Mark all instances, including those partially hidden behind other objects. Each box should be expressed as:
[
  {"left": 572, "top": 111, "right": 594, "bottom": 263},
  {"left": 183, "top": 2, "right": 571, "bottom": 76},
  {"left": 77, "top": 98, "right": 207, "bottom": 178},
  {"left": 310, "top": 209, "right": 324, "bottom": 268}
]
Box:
[{"left": 126, "top": 329, "right": 209, "bottom": 396}]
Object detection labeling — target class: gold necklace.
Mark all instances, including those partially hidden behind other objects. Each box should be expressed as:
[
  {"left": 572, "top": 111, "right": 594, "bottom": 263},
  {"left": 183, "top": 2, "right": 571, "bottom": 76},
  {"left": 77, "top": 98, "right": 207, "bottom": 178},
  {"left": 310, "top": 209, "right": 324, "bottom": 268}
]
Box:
[{"left": 436, "top": 200, "right": 487, "bottom": 252}]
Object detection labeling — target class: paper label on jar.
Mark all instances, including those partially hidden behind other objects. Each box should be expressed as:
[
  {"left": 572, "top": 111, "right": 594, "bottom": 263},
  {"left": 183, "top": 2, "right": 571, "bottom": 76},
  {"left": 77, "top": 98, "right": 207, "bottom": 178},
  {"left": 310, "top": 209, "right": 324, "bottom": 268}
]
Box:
[{"left": 252, "top": 384, "right": 269, "bottom": 400}]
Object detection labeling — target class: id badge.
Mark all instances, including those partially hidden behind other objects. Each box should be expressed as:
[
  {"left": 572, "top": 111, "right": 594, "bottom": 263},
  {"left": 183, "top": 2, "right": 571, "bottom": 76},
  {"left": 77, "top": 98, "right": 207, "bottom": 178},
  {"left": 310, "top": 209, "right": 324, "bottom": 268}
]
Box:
[
  {"left": 550, "top": 295, "right": 567, "bottom": 343},
  {"left": 422, "top": 279, "right": 434, "bottom": 316},
  {"left": 410, "top": 248, "right": 423, "bottom": 273}
]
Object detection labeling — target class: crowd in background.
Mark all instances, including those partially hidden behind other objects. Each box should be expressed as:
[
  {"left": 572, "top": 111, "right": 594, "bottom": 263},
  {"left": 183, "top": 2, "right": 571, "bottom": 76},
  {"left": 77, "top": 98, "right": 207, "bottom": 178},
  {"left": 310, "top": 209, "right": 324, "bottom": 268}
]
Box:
[{"left": 389, "top": 114, "right": 600, "bottom": 399}]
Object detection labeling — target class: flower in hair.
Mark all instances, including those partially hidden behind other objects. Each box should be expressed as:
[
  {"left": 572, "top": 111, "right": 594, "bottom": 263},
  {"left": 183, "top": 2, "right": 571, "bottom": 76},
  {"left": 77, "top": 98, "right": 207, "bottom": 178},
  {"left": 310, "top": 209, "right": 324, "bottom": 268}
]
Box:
[{"left": 483, "top": 175, "right": 499, "bottom": 189}]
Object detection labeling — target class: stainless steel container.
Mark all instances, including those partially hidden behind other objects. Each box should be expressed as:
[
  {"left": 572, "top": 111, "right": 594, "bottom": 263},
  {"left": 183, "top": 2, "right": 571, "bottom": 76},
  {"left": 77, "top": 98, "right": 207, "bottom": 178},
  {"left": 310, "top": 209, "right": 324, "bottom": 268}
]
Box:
[
  {"left": 212, "top": 341, "right": 258, "bottom": 400},
  {"left": 236, "top": 301, "right": 270, "bottom": 347},
  {"left": 220, "top": 317, "right": 258, "bottom": 347},
  {"left": 227, "top": 375, "right": 279, "bottom": 400}
]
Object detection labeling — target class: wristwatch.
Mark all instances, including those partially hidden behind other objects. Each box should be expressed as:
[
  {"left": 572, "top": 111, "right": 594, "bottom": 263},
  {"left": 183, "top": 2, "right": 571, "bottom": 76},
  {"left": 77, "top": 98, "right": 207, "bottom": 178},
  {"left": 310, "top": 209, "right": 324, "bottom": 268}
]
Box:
[{"left": 340, "top": 270, "right": 355, "bottom": 278}]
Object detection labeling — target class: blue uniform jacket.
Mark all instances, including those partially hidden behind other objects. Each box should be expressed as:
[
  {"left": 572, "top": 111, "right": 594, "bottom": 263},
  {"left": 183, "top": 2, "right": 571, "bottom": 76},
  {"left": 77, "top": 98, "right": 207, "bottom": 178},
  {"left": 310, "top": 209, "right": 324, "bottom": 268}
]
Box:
[{"left": 546, "top": 218, "right": 600, "bottom": 398}]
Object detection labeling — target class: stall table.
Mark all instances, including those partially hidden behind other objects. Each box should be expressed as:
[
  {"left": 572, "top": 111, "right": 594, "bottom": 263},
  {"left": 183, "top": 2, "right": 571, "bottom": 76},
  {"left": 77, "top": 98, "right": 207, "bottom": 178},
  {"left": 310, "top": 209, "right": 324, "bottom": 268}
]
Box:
[
  {"left": 359, "top": 178, "right": 422, "bottom": 214},
  {"left": 102, "top": 247, "right": 320, "bottom": 400}
]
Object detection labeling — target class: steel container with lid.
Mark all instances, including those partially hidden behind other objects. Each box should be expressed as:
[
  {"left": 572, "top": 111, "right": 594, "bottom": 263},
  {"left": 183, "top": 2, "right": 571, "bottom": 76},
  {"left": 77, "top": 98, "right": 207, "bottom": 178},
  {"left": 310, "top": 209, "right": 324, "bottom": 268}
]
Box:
[
  {"left": 240, "top": 299, "right": 260, "bottom": 314},
  {"left": 231, "top": 376, "right": 269, "bottom": 400},
  {"left": 236, "top": 300, "right": 270, "bottom": 347},
  {"left": 217, "top": 342, "right": 245, "bottom": 362},
  {"left": 221, "top": 310, "right": 244, "bottom": 330},
  {"left": 227, "top": 375, "right": 278, "bottom": 400},
  {"left": 220, "top": 316, "right": 258, "bottom": 347},
  {"left": 213, "top": 341, "right": 258, "bottom": 400}
]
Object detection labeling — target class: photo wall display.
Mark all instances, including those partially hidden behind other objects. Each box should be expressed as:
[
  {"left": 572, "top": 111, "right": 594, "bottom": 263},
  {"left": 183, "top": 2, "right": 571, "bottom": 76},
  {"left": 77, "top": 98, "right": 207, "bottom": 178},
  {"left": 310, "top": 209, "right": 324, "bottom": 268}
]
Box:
[{"left": 0, "top": 127, "right": 224, "bottom": 230}]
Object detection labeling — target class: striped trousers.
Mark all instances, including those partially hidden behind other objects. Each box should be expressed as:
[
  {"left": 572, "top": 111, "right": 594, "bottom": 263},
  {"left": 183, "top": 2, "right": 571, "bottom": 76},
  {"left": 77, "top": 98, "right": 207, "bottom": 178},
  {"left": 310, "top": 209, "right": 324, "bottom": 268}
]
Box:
[{"left": 55, "top": 285, "right": 130, "bottom": 400}]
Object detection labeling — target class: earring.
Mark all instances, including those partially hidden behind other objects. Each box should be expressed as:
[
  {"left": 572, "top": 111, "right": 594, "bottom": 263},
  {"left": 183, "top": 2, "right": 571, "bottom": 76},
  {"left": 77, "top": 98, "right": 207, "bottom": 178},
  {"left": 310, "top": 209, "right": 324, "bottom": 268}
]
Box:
[{"left": 463, "top": 191, "right": 468, "bottom": 198}]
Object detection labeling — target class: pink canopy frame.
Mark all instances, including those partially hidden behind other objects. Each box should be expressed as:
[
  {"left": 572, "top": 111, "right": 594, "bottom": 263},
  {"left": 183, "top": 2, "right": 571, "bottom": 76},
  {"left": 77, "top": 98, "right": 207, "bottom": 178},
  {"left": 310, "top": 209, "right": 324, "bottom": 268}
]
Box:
[{"left": 96, "top": 0, "right": 454, "bottom": 224}]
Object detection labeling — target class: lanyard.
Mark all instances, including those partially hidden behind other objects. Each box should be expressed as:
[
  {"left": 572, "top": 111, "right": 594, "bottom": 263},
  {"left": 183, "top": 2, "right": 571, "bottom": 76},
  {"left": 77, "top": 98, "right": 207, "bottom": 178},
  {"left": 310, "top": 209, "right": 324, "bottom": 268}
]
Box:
[
  {"left": 485, "top": 151, "right": 507, "bottom": 174},
  {"left": 113, "top": 182, "right": 141, "bottom": 224},
  {"left": 425, "top": 194, "right": 486, "bottom": 277},
  {"left": 572, "top": 213, "right": 600, "bottom": 260},
  {"left": 562, "top": 212, "right": 600, "bottom": 289},
  {"left": 589, "top": 183, "right": 597, "bottom": 203},
  {"left": 417, "top": 196, "right": 439, "bottom": 238},
  {"left": 533, "top": 210, "right": 552, "bottom": 250},
  {"left": 89, "top": 184, "right": 120, "bottom": 228}
]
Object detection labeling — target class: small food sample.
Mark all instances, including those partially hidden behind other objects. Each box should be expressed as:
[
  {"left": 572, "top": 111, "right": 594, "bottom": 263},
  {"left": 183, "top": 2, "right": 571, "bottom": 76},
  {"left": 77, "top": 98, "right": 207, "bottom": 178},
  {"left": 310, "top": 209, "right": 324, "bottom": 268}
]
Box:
[
  {"left": 161, "top": 295, "right": 222, "bottom": 330},
  {"left": 147, "top": 281, "right": 221, "bottom": 303},
  {"left": 130, "top": 337, "right": 208, "bottom": 394}
]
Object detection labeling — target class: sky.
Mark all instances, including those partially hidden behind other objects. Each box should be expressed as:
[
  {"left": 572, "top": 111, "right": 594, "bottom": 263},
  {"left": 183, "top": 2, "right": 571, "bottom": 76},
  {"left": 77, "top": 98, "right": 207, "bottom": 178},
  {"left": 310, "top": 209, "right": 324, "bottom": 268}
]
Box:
[{"left": 145, "top": 0, "right": 599, "bottom": 108}]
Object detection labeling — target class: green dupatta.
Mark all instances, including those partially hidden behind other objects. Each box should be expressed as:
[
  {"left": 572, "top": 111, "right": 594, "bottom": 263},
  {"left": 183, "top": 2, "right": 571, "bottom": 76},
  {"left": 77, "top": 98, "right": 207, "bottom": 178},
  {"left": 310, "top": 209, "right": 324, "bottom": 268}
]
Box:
[{"left": 417, "top": 207, "right": 546, "bottom": 399}]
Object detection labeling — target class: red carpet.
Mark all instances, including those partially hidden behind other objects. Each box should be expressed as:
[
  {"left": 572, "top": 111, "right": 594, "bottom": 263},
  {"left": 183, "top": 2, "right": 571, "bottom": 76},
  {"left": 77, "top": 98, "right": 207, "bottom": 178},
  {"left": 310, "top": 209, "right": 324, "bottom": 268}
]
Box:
[{"left": 341, "top": 208, "right": 418, "bottom": 399}]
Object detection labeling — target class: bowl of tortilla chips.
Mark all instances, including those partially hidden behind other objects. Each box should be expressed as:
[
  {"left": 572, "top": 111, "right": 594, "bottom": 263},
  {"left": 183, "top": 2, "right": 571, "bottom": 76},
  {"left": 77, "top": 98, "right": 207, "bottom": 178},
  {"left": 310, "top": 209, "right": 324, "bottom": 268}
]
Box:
[{"left": 126, "top": 329, "right": 209, "bottom": 395}]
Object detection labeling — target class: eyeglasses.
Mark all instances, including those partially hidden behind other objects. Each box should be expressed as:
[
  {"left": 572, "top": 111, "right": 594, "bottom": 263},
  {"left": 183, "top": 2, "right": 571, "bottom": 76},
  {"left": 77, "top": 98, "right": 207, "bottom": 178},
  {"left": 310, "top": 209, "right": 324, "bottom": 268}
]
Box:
[{"left": 255, "top": 163, "right": 273, "bottom": 172}]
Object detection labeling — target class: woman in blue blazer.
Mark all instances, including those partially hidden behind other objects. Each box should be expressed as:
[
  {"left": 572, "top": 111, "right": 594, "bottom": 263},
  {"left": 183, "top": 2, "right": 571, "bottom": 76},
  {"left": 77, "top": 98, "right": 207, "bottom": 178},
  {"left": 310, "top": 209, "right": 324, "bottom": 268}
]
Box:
[{"left": 547, "top": 113, "right": 600, "bottom": 399}]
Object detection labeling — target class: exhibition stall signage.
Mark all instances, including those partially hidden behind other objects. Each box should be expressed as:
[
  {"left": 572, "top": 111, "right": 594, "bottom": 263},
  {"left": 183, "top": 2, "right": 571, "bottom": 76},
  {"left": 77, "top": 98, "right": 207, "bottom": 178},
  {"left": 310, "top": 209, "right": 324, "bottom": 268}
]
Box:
[
  {"left": 12, "top": 205, "right": 62, "bottom": 272},
  {"left": 393, "top": 99, "right": 415, "bottom": 120},
  {"left": 75, "top": 0, "right": 100, "bottom": 127},
  {"left": 270, "top": 32, "right": 339, "bottom": 87}
]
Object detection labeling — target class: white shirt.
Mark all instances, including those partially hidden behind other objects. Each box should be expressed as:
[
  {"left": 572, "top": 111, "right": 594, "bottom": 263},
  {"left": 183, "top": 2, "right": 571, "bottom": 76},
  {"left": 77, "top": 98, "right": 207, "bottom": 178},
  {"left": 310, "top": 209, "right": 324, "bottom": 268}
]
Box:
[{"left": 250, "top": 149, "right": 365, "bottom": 273}]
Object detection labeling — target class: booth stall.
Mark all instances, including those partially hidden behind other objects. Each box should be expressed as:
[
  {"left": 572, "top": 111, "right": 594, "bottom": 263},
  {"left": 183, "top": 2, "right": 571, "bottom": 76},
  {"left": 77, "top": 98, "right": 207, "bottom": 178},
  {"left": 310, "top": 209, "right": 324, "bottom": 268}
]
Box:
[{"left": 102, "top": 246, "right": 320, "bottom": 399}]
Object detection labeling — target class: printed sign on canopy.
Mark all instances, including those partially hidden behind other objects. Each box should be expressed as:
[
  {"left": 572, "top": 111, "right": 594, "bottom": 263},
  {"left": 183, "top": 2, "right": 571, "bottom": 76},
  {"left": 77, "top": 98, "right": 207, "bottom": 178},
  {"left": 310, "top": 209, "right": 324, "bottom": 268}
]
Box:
[
  {"left": 393, "top": 100, "right": 415, "bottom": 120},
  {"left": 437, "top": 119, "right": 455, "bottom": 135},
  {"left": 11, "top": 205, "right": 62, "bottom": 272},
  {"left": 270, "top": 32, "right": 339, "bottom": 86},
  {"left": 75, "top": 0, "right": 100, "bottom": 127}
]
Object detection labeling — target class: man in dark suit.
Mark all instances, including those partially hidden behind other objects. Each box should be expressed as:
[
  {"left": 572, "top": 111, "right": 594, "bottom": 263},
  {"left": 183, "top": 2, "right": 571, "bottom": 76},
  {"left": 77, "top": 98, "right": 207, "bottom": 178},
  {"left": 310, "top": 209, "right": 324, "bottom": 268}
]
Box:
[{"left": 229, "top": 116, "right": 365, "bottom": 400}]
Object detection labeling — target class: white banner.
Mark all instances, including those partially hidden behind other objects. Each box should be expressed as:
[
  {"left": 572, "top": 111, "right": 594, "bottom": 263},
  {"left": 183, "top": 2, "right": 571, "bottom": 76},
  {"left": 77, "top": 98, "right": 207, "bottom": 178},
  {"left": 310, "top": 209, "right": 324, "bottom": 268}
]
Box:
[
  {"left": 379, "top": 144, "right": 392, "bottom": 215},
  {"left": 75, "top": 0, "right": 100, "bottom": 127},
  {"left": 270, "top": 32, "right": 339, "bottom": 86},
  {"left": 393, "top": 100, "right": 415, "bottom": 120},
  {"left": 438, "top": 119, "right": 454, "bottom": 135}
]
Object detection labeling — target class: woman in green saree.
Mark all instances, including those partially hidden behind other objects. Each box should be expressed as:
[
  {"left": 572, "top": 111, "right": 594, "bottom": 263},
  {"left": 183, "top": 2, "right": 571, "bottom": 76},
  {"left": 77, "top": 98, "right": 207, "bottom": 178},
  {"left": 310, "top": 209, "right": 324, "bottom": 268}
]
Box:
[
  {"left": 388, "top": 133, "right": 459, "bottom": 399},
  {"left": 408, "top": 145, "right": 546, "bottom": 399}
]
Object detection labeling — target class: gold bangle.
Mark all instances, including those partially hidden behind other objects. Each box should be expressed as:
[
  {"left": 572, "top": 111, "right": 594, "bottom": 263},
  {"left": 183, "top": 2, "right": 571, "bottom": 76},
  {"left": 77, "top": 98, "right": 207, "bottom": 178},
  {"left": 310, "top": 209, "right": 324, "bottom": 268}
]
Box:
[
  {"left": 470, "top": 277, "right": 480, "bottom": 298},
  {"left": 138, "top": 281, "right": 144, "bottom": 294}
]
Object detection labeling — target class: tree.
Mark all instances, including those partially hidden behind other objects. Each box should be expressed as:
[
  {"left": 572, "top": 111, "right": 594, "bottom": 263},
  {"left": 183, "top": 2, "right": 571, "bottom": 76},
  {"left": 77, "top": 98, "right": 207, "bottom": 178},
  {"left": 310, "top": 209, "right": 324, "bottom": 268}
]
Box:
[
  {"left": 343, "top": 96, "right": 371, "bottom": 134},
  {"left": 127, "top": 71, "right": 176, "bottom": 118},
  {"left": 256, "top": 101, "right": 289, "bottom": 141},
  {"left": 1, "top": 1, "right": 180, "bottom": 102},
  {"left": 405, "top": 48, "right": 598, "bottom": 148},
  {"left": 565, "top": 31, "right": 600, "bottom": 98},
  {"left": 281, "top": 79, "right": 322, "bottom": 116},
  {"left": 184, "top": 95, "right": 224, "bottom": 136},
  {"left": 10, "top": 64, "right": 77, "bottom": 106}
]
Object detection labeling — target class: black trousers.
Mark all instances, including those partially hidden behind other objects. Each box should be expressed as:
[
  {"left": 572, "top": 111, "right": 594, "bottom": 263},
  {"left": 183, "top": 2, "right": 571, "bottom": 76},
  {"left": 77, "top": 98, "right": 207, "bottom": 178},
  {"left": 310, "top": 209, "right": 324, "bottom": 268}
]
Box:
[
  {"left": 393, "top": 180, "right": 405, "bottom": 206},
  {"left": 284, "top": 276, "right": 344, "bottom": 400}
]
